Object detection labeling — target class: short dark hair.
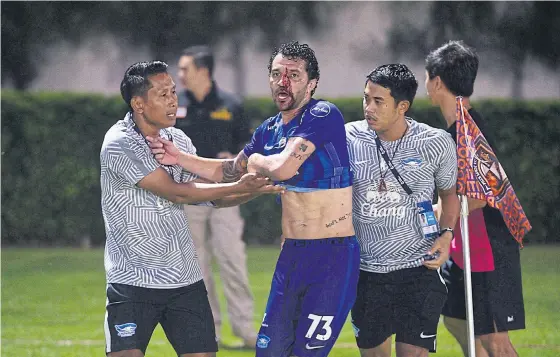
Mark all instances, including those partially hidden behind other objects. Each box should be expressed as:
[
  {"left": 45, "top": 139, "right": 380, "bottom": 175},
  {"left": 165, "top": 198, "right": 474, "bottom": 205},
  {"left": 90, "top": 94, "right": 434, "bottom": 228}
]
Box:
[
  {"left": 366, "top": 64, "right": 418, "bottom": 107},
  {"left": 181, "top": 45, "right": 215, "bottom": 77},
  {"left": 268, "top": 41, "right": 320, "bottom": 95},
  {"left": 120, "top": 61, "right": 169, "bottom": 112},
  {"left": 425, "top": 40, "right": 479, "bottom": 97}
]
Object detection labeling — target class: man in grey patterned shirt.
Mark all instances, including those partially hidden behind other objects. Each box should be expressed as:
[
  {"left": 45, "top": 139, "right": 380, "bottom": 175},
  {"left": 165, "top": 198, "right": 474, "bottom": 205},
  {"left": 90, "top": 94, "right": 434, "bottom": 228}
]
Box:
[
  {"left": 101, "top": 60, "right": 281, "bottom": 357},
  {"left": 346, "top": 64, "right": 460, "bottom": 357}
]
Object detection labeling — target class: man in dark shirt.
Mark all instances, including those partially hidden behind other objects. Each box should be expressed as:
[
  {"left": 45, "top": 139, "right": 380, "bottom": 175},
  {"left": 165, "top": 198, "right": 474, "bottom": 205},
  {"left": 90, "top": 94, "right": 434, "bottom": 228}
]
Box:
[
  {"left": 425, "top": 40, "right": 524, "bottom": 357},
  {"left": 175, "top": 45, "right": 256, "bottom": 348}
]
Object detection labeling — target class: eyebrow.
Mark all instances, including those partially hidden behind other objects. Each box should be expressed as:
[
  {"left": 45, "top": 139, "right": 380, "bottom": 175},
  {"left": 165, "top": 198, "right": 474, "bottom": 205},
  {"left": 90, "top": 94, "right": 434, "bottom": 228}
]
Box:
[
  {"left": 158, "top": 85, "right": 176, "bottom": 93},
  {"left": 271, "top": 67, "right": 302, "bottom": 73}
]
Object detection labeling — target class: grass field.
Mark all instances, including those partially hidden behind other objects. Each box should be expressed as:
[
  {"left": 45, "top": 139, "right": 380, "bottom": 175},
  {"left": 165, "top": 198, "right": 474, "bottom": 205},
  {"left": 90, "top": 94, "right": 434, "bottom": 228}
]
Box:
[{"left": 2, "top": 245, "right": 559, "bottom": 357}]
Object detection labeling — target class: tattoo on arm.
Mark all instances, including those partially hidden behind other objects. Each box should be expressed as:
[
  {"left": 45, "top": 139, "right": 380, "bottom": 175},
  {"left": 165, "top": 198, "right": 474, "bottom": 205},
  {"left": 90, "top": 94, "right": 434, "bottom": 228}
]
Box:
[
  {"left": 289, "top": 152, "right": 310, "bottom": 161},
  {"left": 222, "top": 151, "right": 248, "bottom": 182},
  {"left": 288, "top": 142, "right": 311, "bottom": 161}
]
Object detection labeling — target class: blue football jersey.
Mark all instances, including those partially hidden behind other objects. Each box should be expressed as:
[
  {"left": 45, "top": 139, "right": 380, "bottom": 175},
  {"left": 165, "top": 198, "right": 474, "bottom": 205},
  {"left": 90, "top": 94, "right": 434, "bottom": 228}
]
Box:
[{"left": 243, "top": 99, "right": 352, "bottom": 189}]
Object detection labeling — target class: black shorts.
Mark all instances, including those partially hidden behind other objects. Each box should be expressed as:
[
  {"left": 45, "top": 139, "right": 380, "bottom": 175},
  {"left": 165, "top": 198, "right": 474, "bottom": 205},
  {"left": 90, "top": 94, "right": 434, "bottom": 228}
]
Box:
[
  {"left": 441, "top": 235, "right": 525, "bottom": 336},
  {"left": 351, "top": 266, "right": 448, "bottom": 353},
  {"left": 104, "top": 279, "right": 218, "bottom": 355}
]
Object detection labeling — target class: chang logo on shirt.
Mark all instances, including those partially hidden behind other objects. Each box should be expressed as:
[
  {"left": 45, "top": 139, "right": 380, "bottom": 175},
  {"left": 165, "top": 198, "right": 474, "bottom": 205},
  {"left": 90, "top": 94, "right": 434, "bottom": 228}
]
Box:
[
  {"left": 361, "top": 184, "right": 406, "bottom": 218},
  {"left": 310, "top": 102, "right": 331, "bottom": 117},
  {"left": 401, "top": 158, "right": 422, "bottom": 172}
]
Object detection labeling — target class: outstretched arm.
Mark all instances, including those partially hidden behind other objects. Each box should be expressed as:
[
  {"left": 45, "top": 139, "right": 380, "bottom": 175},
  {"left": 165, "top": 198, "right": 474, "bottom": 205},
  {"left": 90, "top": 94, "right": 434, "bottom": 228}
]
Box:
[
  {"left": 146, "top": 136, "right": 248, "bottom": 183},
  {"left": 137, "top": 168, "right": 280, "bottom": 205},
  {"left": 247, "top": 137, "right": 315, "bottom": 181}
]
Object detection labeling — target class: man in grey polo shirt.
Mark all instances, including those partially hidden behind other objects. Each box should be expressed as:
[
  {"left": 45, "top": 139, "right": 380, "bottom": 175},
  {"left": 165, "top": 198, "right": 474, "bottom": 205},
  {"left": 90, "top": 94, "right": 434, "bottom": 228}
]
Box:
[
  {"left": 100, "top": 60, "right": 280, "bottom": 357},
  {"left": 346, "top": 64, "right": 460, "bottom": 357}
]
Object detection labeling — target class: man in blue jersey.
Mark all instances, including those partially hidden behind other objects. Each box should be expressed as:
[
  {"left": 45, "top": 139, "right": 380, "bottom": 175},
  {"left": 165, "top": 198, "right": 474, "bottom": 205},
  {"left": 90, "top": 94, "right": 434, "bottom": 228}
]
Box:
[{"left": 147, "top": 41, "right": 359, "bottom": 357}]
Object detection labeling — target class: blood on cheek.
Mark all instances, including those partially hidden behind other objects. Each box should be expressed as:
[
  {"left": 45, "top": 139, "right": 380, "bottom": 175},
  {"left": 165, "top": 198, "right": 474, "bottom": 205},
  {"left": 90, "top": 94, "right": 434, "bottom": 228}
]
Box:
[{"left": 281, "top": 71, "right": 293, "bottom": 96}]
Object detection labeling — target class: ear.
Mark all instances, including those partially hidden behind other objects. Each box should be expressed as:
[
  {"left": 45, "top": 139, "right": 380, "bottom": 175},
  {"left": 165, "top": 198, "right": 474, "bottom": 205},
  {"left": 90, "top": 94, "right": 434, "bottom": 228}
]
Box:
[
  {"left": 398, "top": 100, "right": 410, "bottom": 114},
  {"left": 434, "top": 76, "right": 444, "bottom": 91},
  {"left": 307, "top": 79, "right": 318, "bottom": 93},
  {"left": 131, "top": 96, "right": 145, "bottom": 114}
]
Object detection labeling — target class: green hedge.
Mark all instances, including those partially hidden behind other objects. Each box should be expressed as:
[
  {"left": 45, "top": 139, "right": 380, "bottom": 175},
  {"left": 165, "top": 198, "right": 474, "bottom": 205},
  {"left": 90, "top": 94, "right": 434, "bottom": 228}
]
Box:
[{"left": 2, "top": 91, "right": 558, "bottom": 245}]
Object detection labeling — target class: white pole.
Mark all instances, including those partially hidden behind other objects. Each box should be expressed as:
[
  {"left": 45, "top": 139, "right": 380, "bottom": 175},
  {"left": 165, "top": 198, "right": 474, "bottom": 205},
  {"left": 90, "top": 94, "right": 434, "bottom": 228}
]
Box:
[{"left": 460, "top": 195, "right": 476, "bottom": 357}]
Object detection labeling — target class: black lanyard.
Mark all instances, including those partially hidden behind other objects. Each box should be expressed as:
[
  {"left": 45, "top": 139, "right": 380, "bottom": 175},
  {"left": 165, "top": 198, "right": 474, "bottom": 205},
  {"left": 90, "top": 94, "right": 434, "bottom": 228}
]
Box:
[{"left": 374, "top": 132, "right": 413, "bottom": 195}]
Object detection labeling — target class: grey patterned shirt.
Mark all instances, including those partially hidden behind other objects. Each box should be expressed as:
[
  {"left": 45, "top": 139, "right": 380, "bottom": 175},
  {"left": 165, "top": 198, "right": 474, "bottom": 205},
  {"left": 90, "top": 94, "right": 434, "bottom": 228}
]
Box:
[
  {"left": 346, "top": 119, "right": 457, "bottom": 273},
  {"left": 100, "top": 113, "right": 202, "bottom": 288}
]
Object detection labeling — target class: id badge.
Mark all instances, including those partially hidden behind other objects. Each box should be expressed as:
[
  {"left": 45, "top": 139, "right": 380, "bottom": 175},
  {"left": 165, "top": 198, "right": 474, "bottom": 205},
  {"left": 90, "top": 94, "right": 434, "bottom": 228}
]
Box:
[{"left": 417, "top": 200, "right": 439, "bottom": 239}]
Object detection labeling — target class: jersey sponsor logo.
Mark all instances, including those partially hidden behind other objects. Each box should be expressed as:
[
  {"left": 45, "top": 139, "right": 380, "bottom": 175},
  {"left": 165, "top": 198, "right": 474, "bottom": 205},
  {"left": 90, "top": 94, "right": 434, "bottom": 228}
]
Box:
[
  {"left": 256, "top": 334, "right": 271, "bottom": 348},
  {"left": 361, "top": 184, "right": 406, "bottom": 218},
  {"left": 115, "top": 323, "right": 137, "bottom": 337},
  {"left": 310, "top": 102, "right": 331, "bottom": 117},
  {"left": 209, "top": 107, "right": 233, "bottom": 121},
  {"left": 264, "top": 136, "right": 287, "bottom": 151},
  {"left": 401, "top": 157, "right": 422, "bottom": 171},
  {"left": 263, "top": 127, "right": 296, "bottom": 151}
]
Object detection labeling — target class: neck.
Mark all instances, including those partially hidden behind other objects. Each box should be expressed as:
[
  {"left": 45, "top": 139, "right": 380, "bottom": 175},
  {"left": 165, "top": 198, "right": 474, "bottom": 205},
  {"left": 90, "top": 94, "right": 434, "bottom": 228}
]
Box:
[
  {"left": 191, "top": 78, "right": 213, "bottom": 103},
  {"left": 440, "top": 93, "right": 471, "bottom": 128},
  {"left": 132, "top": 112, "right": 160, "bottom": 137},
  {"left": 377, "top": 116, "right": 408, "bottom": 141},
  {"left": 281, "top": 97, "right": 311, "bottom": 124}
]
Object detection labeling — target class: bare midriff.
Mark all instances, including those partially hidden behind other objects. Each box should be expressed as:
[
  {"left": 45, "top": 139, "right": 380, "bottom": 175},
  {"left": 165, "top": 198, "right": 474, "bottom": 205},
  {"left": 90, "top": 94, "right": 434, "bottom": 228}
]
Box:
[{"left": 281, "top": 186, "right": 354, "bottom": 239}]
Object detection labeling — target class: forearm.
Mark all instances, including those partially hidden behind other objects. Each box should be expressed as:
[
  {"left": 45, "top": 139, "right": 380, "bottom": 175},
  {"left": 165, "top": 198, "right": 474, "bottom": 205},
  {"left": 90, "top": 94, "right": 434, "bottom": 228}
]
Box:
[
  {"left": 248, "top": 153, "right": 292, "bottom": 181},
  {"left": 172, "top": 181, "right": 241, "bottom": 205},
  {"left": 439, "top": 193, "right": 461, "bottom": 232},
  {"left": 177, "top": 152, "right": 225, "bottom": 182},
  {"left": 213, "top": 193, "right": 262, "bottom": 208}
]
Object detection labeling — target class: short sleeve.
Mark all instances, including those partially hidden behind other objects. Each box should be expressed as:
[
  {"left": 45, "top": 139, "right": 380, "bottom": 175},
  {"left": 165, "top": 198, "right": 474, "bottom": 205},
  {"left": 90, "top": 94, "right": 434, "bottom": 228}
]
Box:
[
  {"left": 243, "top": 121, "right": 267, "bottom": 157},
  {"left": 102, "top": 132, "right": 159, "bottom": 185},
  {"left": 291, "top": 101, "right": 344, "bottom": 148},
  {"left": 434, "top": 132, "right": 458, "bottom": 191}
]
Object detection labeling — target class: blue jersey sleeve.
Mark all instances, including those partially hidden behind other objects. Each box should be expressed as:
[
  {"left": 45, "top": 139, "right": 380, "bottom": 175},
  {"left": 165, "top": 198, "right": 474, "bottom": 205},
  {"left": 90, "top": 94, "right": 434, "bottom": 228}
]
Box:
[
  {"left": 243, "top": 121, "right": 267, "bottom": 157},
  {"left": 291, "top": 101, "right": 344, "bottom": 148}
]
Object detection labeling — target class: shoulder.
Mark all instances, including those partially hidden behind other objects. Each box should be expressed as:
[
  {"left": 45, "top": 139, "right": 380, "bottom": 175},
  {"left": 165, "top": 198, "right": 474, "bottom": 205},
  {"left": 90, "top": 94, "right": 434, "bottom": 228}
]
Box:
[
  {"left": 102, "top": 120, "right": 129, "bottom": 153},
  {"left": 344, "top": 120, "right": 368, "bottom": 141},
  {"left": 308, "top": 99, "right": 343, "bottom": 120},
  {"left": 468, "top": 107, "right": 492, "bottom": 137},
  {"left": 258, "top": 114, "right": 281, "bottom": 132},
  {"left": 411, "top": 119, "right": 452, "bottom": 140},
  {"left": 409, "top": 119, "right": 455, "bottom": 150}
]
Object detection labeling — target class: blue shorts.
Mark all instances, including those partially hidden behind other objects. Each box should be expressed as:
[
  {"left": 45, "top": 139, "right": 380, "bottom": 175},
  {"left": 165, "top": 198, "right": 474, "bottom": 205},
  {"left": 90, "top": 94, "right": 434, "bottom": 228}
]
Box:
[{"left": 256, "top": 236, "right": 360, "bottom": 357}]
